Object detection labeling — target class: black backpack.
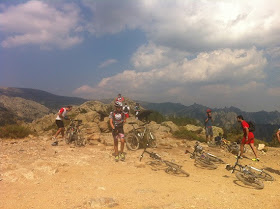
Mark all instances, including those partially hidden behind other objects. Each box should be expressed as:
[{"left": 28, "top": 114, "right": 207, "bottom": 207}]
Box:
[{"left": 248, "top": 121, "right": 255, "bottom": 132}]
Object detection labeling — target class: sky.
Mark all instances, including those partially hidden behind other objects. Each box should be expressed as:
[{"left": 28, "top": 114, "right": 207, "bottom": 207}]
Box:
[{"left": 0, "top": 0, "right": 280, "bottom": 112}]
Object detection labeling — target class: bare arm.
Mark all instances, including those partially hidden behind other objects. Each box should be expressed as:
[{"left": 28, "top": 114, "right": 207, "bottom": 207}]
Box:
[
  {"left": 245, "top": 127, "right": 249, "bottom": 141},
  {"left": 110, "top": 118, "right": 114, "bottom": 130},
  {"left": 276, "top": 129, "right": 280, "bottom": 143}
]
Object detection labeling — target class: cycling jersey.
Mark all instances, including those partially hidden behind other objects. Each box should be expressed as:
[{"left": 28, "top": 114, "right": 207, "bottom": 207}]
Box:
[
  {"left": 56, "top": 108, "right": 68, "bottom": 120},
  {"left": 109, "top": 111, "right": 125, "bottom": 127}
]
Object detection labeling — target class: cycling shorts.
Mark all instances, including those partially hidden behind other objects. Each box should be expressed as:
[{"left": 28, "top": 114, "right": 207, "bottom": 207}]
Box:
[
  {"left": 205, "top": 126, "right": 213, "bottom": 136},
  {"left": 56, "top": 120, "right": 64, "bottom": 128},
  {"left": 112, "top": 126, "right": 124, "bottom": 139}
]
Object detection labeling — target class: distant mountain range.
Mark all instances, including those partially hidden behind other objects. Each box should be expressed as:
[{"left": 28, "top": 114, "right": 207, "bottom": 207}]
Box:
[
  {"left": 1, "top": 87, "right": 279, "bottom": 142},
  {"left": 0, "top": 87, "right": 88, "bottom": 110},
  {"left": 141, "top": 102, "right": 280, "bottom": 142}
]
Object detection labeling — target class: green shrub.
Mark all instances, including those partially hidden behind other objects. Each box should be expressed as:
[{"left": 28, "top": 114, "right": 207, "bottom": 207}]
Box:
[
  {"left": 0, "top": 124, "right": 32, "bottom": 138},
  {"left": 173, "top": 127, "right": 205, "bottom": 142}
]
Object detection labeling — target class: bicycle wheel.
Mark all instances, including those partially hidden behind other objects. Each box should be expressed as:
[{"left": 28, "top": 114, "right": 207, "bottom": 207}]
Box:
[
  {"left": 65, "top": 128, "right": 73, "bottom": 144},
  {"left": 126, "top": 133, "right": 140, "bottom": 151},
  {"left": 194, "top": 156, "right": 217, "bottom": 169},
  {"left": 164, "top": 161, "right": 190, "bottom": 177},
  {"left": 235, "top": 171, "right": 264, "bottom": 189},
  {"left": 206, "top": 153, "right": 225, "bottom": 164},
  {"left": 148, "top": 132, "right": 157, "bottom": 148},
  {"left": 254, "top": 170, "right": 274, "bottom": 181},
  {"left": 75, "top": 133, "right": 86, "bottom": 147}
]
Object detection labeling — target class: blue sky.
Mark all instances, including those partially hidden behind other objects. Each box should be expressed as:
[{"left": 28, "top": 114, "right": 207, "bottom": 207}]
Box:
[{"left": 0, "top": 0, "right": 280, "bottom": 112}]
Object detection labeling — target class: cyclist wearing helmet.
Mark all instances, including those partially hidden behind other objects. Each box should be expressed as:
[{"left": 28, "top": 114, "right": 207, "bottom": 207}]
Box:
[
  {"left": 109, "top": 101, "right": 126, "bottom": 162},
  {"left": 205, "top": 109, "right": 213, "bottom": 144},
  {"left": 115, "top": 93, "right": 125, "bottom": 106}
]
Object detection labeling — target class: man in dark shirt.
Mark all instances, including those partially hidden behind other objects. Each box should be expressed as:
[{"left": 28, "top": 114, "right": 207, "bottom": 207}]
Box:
[{"left": 205, "top": 109, "right": 213, "bottom": 144}]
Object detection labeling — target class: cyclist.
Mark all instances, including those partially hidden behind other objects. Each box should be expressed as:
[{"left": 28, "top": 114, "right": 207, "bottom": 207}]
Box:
[
  {"left": 205, "top": 109, "right": 213, "bottom": 144},
  {"left": 237, "top": 115, "right": 259, "bottom": 161},
  {"left": 115, "top": 93, "right": 125, "bottom": 106},
  {"left": 109, "top": 101, "right": 126, "bottom": 162},
  {"left": 52, "top": 105, "right": 72, "bottom": 146},
  {"left": 276, "top": 128, "right": 280, "bottom": 143},
  {"left": 135, "top": 103, "right": 140, "bottom": 120},
  {"left": 123, "top": 103, "right": 130, "bottom": 118}
]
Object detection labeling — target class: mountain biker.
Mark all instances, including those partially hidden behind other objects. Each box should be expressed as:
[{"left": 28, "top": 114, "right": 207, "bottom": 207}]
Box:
[
  {"left": 135, "top": 103, "right": 140, "bottom": 120},
  {"left": 115, "top": 93, "right": 125, "bottom": 106},
  {"left": 52, "top": 105, "right": 72, "bottom": 146},
  {"left": 123, "top": 103, "right": 130, "bottom": 118},
  {"left": 276, "top": 128, "right": 280, "bottom": 143},
  {"left": 109, "top": 101, "right": 126, "bottom": 162},
  {"left": 205, "top": 109, "right": 213, "bottom": 144},
  {"left": 237, "top": 115, "right": 259, "bottom": 161}
]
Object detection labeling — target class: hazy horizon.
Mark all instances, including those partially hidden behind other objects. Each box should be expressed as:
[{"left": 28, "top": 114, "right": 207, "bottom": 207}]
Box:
[{"left": 1, "top": 0, "right": 279, "bottom": 112}]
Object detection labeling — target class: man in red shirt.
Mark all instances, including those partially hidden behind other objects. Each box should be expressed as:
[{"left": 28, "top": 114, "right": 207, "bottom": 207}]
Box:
[{"left": 237, "top": 115, "right": 259, "bottom": 161}]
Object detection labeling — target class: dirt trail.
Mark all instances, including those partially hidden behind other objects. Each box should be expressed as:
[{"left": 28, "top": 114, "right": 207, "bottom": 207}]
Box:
[{"left": 1, "top": 137, "right": 280, "bottom": 209}]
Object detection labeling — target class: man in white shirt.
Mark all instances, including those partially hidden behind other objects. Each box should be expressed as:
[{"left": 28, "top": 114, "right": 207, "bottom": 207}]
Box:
[{"left": 52, "top": 105, "right": 72, "bottom": 146}]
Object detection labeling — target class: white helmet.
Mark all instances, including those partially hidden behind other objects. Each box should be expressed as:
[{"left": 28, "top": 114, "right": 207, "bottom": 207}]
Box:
[{"left": 114, "top": 101, "right": 122, "bottom": 107}]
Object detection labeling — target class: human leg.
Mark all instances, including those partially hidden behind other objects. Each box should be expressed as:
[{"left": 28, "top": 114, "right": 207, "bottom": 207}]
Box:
[
  {"left": 240, "top": 143, "right": 245, "bottom": 157},
  {"left": 249, "top": 143, "right": 259, "bottom": 159}
]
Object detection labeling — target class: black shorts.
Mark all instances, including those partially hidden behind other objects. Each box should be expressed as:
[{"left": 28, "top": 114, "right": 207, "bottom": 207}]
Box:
[
  {"left": 56, "top": 120, "right": 64, "bottom": 128},
  {"left": 112, "top": 126, "right": 124, "bottom": 137}
]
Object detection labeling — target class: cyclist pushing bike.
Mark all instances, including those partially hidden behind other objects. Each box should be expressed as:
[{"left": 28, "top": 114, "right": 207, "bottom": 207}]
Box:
[
  {"left": 109, "top": 101, "right": 126, "bottom": 162},
  {"left": 52, "top": 105, "right": 72, "bottom": 146}
]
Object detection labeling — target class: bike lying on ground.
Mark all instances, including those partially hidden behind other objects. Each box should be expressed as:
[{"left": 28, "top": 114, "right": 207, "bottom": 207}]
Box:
[
  {"left": 208, "top": 138, "right": 246, "bottom": 155},
  {"left": 221, "top": 139, "right": 246, "bottom": 155},
  {"left": 65, "top": 119, "right": 86, "bottom": 146},
  {"left": 126, "top": 122, "right": 157, "bottom": 151},
  {"left": 188, "top": 142, "right": 225, "bottom": 169},
  {"left": 225, "top": 153, "right": 274, "bottom": 189},
  {"left": 140, "top": 147, "right": 190, "bottom": 177}
]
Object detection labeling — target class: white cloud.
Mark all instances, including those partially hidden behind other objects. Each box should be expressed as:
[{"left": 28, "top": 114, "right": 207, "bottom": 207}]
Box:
[
  {"left": 131, "top": 42, "right": 190, "bottom": 70},
  {"left": 83, "top": 0, "right": 280, "bottom": 51},
  {"left": 98, "top": 59, "right": 118, "bottom": 68},
  {"left": 73, "top": 47, "right": 269, "bottom": 108},
  {"left": 0, "top": 0, "right": 83, "bottom": 49}
]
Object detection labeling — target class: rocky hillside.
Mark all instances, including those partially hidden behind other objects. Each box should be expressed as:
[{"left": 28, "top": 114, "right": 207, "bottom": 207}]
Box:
[
  {"left": 29, "top": 99, "right": 223, "bottom": 148},
  {"left": 0, "top": 87, "right": 87, "bottom": 110},
  {"left": 0, "top": 95, "right": 50, "bottom": 124},
  {"left": 142, "top": 102, "right": 280, "bottom": 142}
]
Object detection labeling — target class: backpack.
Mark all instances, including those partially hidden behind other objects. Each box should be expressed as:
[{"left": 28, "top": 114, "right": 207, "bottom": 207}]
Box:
[
  {"left": 123, "top": 106, "right": 129, "bottom": 113},
  {"left": 248, "top": 121, "right": 255, "bottom": 132}
]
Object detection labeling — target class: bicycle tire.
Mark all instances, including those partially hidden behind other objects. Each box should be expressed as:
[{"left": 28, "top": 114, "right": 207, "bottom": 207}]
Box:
[
  {"left": 126, "top": 133, "right": 140, "bottom": 151},
  {"left": 194, "top": 156, "right": 217, "bottom": 169},
  {"left": 206, "top": 153, "right": 225, "bottom": 164},
  {"left": 148, "top": 132, "right": 157, "bottom": 148},
  {"left": 235, "top": 171, "right": 264, "bottom": 189},
  {"left": 75, "top": 133, "right": 86, "bottom": 147},
  {"left": 65, "top": 128, "right": 73, "bottom": 144},
  {"left": 255, "top": 170, "right": 274, "bottom": 181},
  {"left": 164, "top": 161, "right": 190, "bottom": 177}
]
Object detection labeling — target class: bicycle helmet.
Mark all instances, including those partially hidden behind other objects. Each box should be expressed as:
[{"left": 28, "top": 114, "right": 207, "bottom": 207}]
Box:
[
  {"left": 114, "top": 101, "right": 122, "bottom": 107},
  {"left": 206, "top": 108, "right": 212, "bottom": 113}
]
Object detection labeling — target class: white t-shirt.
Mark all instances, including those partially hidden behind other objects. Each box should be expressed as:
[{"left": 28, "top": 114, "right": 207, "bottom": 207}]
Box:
[{"left": 56, "top": 108, "right": 68, "bottom": 120}]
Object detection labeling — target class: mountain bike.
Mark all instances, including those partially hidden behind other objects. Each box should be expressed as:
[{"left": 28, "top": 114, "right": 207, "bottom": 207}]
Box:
[
  {"left": 220, "top": 139, "right": 246, "bottom": 155},
  {"left": 65, "top": 119, "right": 86, "bottom": 147},
  {"left": 126, "top": 122, "right": 157, "bottom": 151},
  {"left": 208, "top": 138, "right": 246, "bottom": 155},
  {"left": 189, "top": 142, "right": 225, "bottom": 169},
  {"left": 225, "top": 153, "right": 273, "bottom": 189},
  {"left": 140, "top": 147, "right": 190, "bottom": 177}
]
